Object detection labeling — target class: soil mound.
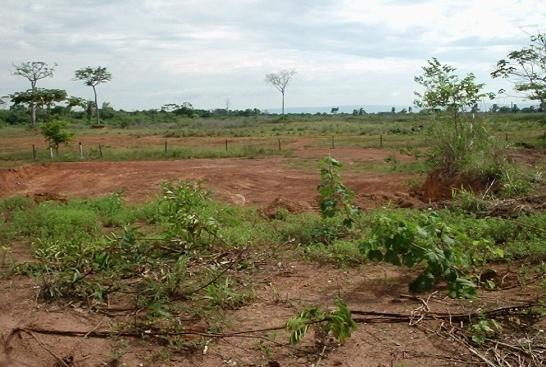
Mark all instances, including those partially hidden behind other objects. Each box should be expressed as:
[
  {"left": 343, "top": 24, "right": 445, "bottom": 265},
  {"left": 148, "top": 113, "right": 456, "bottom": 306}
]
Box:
[
  {"left": 260, "top": 197, "right": 310, "bottom": 219},
  {"left": 30, "top": 192, "right": 68, "bottom": 203},
  {"left": 419, "top": 169, "right": 492, "bottom": 201},
  {"left": 0, "top": 164, "right": 49, "bottom": 195}
]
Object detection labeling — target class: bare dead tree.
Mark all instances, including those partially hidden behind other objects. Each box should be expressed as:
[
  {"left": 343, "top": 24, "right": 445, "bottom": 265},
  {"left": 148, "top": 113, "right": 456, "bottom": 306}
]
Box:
[{"left": 265, "top": 69, "right": 296, "bottom": 115}]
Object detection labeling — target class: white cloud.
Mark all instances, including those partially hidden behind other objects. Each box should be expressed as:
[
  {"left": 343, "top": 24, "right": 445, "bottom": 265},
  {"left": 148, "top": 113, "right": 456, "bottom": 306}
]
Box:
[{"left": 1, "top": 0, "right": 544, "bottom": 110}]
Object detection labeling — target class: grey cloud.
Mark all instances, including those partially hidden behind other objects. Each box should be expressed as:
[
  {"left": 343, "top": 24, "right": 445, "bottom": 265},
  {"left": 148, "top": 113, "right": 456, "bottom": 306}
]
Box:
[{"left": 1, "top": 0, "right": 544, "bottom": 110}]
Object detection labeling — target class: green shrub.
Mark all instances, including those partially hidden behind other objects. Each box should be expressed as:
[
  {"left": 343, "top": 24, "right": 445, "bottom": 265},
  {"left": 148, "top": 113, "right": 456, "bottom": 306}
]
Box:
[
  {"left": 302, "top": 240, "right": 364, "bottom": 266},
  {"left": 318, "top": 157, "right": 358, "bottom": 227},
  {"left": 278, "top": 214, "right": 347, "bottom": 246},
  {"left": 40, "top": 119, "right": 73, "bottom": 151},
  {"left": 12, "top": 204, "right": 100, "bottom": 243},
  {"left": 359, "top": 211, "right": 480, "bottom": 297},
  {"left": 0, "top": 196, "right": 34, "bottom": 214}
]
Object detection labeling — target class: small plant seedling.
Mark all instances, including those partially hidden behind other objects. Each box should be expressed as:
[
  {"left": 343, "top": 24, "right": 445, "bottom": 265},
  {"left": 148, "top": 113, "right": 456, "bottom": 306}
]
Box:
[
  {"left": 318, "top": 156, "right": 358, "bottom": 227},
  {"left": 469, "top": 319, "right": 502, "bottom": 345},
  {"left": 40, "top": 119, "right": 73, "bottom": 153},
  {"left": 286, "top": 300, "right": 356, "bottom": 345}
]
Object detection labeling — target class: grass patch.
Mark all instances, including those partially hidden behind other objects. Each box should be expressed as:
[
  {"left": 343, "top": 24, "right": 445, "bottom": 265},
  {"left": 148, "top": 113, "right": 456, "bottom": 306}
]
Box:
[{"left": 0, "top": 144, "right": 291, "bottom": 162}]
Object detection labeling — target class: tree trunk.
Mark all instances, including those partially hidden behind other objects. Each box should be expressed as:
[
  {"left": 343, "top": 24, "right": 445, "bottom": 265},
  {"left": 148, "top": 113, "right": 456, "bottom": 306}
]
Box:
[
  {"left": 92, "top": 86, "right": 100, "bottom": 125},
  {"left": 31, "top": 104, "right": 37, "bottom": 127},
  {"left": 30, "top": 80, "right": 37, "bottom": 127},
  {"left": 281, "top": 91, "right": 285, "bottom": 116}
]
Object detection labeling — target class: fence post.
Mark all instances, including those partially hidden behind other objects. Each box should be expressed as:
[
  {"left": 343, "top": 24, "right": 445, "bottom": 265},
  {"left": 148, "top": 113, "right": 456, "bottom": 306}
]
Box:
[
  {"left": 380, "top": 134, "right": 383, "bottom": 148},
  {"left": 225, "top": 139, "right": 228, "bottom": 151},
  {"left": 331, "top": 136, "right": 335, "bottom": 149},
  {"left": 278, "top": 138, "right": 281, "bottom": 151},
  {"left": 505, "top": 133, "right": 508, "bottom": 142},
  {"left": 32, "top": 144, "right": 37, "bottom": 161},
  {"left": 79, "top": 142, "right": 84, "bottom": 159},
  {"left": 99, "top": 144, "right": 103, "bottom": 158}
]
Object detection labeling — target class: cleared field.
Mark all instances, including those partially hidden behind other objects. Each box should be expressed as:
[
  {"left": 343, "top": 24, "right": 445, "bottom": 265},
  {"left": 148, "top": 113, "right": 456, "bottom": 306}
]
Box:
[
  {"left": 0, "top": 118, "right": 545, "bottom": 367},
  {"left": 0, "top": 157, "right": 420, "bottom": 209}
]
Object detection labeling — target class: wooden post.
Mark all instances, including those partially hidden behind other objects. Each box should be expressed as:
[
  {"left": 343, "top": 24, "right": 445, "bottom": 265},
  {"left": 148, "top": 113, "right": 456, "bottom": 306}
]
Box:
[
  {"left": 380, "top": 134, "right": 383, "bottom": 148},
  {"left": 79, "top": 142, "right": 84, "bottom": 159},
  {"left": 331, "top": 136, "right": 335, "bottom": 149},
  {"left": 225, "top": 139, "right": 228, "bottom": 151},
  {"left": 278, "top": 138, "right": 281, "bottom": 151},
  {"left": 164, "top": 140, "right": 168, "bottom": 153},
  {"left": 505, "top": 133, "right": 508, "bottom": 142},
  {"left": 49, "top": 147, "right": 54, "bottom": 159},
  {"left": 99, "top": 144, "right": 103, "bottom": 158},
  {"left": 32, "top": 144, "right": 37, "bottom": 161}
]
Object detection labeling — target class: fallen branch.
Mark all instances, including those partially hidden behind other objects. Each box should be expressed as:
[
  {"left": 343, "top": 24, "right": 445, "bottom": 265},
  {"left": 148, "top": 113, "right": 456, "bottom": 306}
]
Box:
[
  {"left": 183, "top": 245, "right": 249, "bottom": 296},
  {"left": 3, "top": 301, "right": 541, "bottom": 367},
  {"left": 24, "top": 330, "right": 71, "bottom": 367},
  {"left": 6, "top": 302, "right": 539, "bottom": 343},
  {"left": 6, "top": 324, "right": 288, "bottom": 341},
  {"left": 351, "top": 302, "right": 539, "bottom": 324},
  {"left": 434, "top": 320, "right": 545, "bottom": 367}
]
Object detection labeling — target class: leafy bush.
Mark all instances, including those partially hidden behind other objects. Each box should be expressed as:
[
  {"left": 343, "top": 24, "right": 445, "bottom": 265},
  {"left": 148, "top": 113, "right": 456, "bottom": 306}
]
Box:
[
  {"left": 414, "top": 58, "right": 505, "bottom": 177},
  {"left": 286, "top": 300, "right": 356, "bottom": 345},
  {"left": 8, "top": 184, "right": 256, "bottom": 309},
  {"left": 278, "top": 214, "right": 347, "bottom": 246},
  {"left": 359, "top": 211, "right": 479, "bottom": 298},
  {"left": 157, "top": 182, "right": 221, "bottom": 248},
  {"left": 40, "top": 119, "right": 73, "bottom": 151},
  {"left": 318, "top": 156, "right": 358, "bottom": 227}
]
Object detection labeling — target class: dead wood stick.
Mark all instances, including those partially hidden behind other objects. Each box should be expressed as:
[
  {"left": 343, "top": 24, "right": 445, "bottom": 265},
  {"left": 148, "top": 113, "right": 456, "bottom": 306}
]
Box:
[
  {"left": 351, "top": 302, "right": 538, "bottom": 322},
  {"left": 182, "top": 245, "right": 249, "bottom": 296},
  {"left": 24, "top": 330, "right": 71, "bottom": 367}
]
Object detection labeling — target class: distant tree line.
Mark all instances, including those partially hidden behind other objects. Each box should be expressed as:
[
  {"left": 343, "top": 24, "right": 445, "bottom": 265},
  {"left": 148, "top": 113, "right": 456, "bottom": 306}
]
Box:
[
  {"left": 1, "top": 32, "right": 544, "bottom": 128},
  {"left": 2, "top": 62, "right": 112, "bottom": 126}
]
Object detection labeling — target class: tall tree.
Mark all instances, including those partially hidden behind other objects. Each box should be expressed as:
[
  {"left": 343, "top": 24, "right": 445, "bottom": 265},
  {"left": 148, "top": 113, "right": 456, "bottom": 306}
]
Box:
[
  {"left": 13, "top": 61, "right": 57, "bottom": 126},
  {"left": 74, "top": 66, "right": 112, "bottom": 124},
  {"left": 66, "top": 96, "right": 88, "bottom": 112},
  {"left": 491, "top": 32, "right": 546, "bottom": 111},
  {"left": 414, "top": 58, "right": 494, "bottom": 172},
  {"left": 415, "top": 58, "right": 494, "bottom": 124},
  {"left": 10, "top": 88, "right": 67, "bottom": 121},
  {"left": 265, "top": 69, "right": 296, "bottom": 115}
]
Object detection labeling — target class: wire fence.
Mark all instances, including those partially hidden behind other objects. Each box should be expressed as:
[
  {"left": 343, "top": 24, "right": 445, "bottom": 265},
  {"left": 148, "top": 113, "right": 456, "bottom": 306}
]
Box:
[{"left": 3, "top": 133, "right": 430, "bottom": 162}]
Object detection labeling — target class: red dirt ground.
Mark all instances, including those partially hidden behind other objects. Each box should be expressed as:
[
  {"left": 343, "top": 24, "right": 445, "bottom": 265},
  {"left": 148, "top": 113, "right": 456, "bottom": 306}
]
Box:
[
  {"left": 3, "top": 144, "right": 540, "bottom": 366},
  {"left": 1, "top": 248, "right": 541, "bottom": 367},
  {"left": 0, "top": 156, "right": 421, "bottom": 209},
  {"left": 0, "top": 147, "right": 537, "bottom": 367}
]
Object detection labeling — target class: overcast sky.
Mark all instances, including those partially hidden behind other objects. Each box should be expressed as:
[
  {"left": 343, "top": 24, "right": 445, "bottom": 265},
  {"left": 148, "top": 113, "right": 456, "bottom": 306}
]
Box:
[{"left": 1, "top": 0, "right": 545, "bottom": 111}]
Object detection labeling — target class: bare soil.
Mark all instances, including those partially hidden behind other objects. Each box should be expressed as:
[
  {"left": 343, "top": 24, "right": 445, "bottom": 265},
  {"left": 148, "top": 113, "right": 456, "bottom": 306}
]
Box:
[
  {"left": 419, "top": 169, "right": 492, "bottom": 201},
  {"left": 1, "top": 143, "right": 543, "bottom": 366},
  {"left": 1, "top": 247, "right": 542, "bottom": 367},
  {"left": 0, "top": 156, "right": 420, "bottom": 210}
]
